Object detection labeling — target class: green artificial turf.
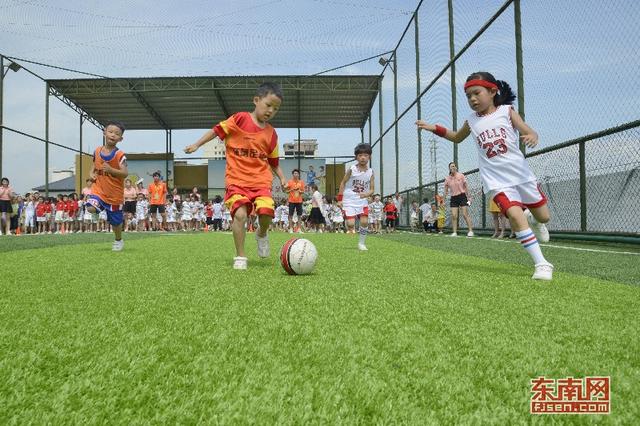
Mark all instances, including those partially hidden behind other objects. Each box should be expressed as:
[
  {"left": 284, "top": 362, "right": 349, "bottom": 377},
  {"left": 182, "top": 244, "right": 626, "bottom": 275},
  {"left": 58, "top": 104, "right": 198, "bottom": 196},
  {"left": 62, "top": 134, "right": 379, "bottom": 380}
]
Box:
[{"left": 0, "top": 232, "right": 638, "bottom": 424}]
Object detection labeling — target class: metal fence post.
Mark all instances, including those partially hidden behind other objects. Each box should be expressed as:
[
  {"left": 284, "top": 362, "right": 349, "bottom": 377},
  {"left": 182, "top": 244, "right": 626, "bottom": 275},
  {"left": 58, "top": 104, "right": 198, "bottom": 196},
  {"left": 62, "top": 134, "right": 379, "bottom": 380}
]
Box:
[
  {"left": 482, "top": 189, "right": 486, "bottom": 229},
  {"left": 415, "top": 11, "right": 423, "bottom": 207},
  {"left": 393, "top": 52, "right": 399, "bottom": 194},
  {"left": 579, "top": 141, "right": 587, "bottom": 231},
  {"left": 448, "top": 0, "right": 458, "bottom": 165},
  {"left": 514, "top": 0, "right": 526, "bottom": 154},
  {"left": 79, "top": 114, "right": 83, "bottom": 191}
]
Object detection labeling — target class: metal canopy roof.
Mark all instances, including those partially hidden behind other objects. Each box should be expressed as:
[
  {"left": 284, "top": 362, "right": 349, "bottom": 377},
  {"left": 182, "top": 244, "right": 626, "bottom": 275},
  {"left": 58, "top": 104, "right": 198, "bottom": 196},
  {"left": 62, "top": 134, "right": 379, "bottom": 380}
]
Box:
[{"left": 47, "top": 75, "right": 381, "bottom": 131}]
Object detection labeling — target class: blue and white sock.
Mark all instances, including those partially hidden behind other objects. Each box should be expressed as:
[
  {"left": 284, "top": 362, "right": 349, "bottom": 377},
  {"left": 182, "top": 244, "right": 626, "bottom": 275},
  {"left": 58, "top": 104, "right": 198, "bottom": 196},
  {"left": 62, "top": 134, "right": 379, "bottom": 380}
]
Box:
[
  {"left": 516, "top": 228, "right": 546, "bottom": 264},
  {"left": 358, "top": 226, "right": 368, "bottom": 245}
]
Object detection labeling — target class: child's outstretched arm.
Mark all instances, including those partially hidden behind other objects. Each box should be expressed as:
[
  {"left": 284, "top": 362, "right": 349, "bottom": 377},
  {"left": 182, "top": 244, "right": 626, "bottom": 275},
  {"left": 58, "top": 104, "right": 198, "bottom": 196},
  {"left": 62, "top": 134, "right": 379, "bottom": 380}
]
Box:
[
  {"left": 184, "top": 130, "right": 218, "bottom": 154},
  {"left": 509, "top": 108, "right": 539, "bottom": 148},
  {"left": 416, "top": 120, "right": 471, "bottom": 144}
]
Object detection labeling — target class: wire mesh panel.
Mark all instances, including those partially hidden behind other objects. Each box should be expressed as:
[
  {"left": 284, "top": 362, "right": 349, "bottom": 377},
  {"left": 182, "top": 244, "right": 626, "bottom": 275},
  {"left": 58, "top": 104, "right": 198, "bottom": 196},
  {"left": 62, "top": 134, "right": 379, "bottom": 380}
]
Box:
[
  {"left": 584, "top": 127, "right": 640, "bottom": 233},
  {"left": 527, "top": 147, "right": 581, "bottom": 232}
]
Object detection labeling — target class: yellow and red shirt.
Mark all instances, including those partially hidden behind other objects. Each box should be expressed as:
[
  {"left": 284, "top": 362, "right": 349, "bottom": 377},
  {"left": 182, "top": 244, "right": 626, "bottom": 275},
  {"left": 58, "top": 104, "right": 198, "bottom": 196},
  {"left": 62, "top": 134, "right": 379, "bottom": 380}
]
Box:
[
  {"left": 213, "top": 112, "right": 279, "bottom": 189},
  {"left": 91, "top": 146, "right": 126, "bottom": 205}
]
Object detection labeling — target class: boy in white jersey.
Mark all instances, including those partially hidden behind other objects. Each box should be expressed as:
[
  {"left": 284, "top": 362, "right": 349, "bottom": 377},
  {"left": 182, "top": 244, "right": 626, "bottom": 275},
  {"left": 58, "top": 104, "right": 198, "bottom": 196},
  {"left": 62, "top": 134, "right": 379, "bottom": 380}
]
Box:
[
  {"left": 337, "top": 143, "right": 375, "bottom": 251},
  {"left": 416, "top": 71, "right": 552, "bottom": 280}
]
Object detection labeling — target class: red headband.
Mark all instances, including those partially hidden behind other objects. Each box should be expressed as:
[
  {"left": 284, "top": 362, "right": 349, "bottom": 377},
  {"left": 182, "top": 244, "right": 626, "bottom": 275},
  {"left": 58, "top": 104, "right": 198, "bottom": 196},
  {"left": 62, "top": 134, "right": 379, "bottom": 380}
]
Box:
[{"left": 464, "top": 79, "right": 498, "bottom": 90}]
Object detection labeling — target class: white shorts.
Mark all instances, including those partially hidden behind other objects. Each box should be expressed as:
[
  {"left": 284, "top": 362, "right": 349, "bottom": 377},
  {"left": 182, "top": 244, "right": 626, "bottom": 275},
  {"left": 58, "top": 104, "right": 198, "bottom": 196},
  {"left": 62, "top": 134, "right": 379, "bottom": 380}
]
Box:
[
  {"left": 369, "top": 212, "right": 382, "bottom": 222},
  {"left": 55, "top": 211, "right": 65, "bottom": 222},
  {"left": 491, "top": 181, "right": 547, "bottom": 215},
  {"left": 37, "top": 216, "right": 46, "bottom": 223},
  {"left": 343, "top": 205, "right": 369, "bottom": 219}
]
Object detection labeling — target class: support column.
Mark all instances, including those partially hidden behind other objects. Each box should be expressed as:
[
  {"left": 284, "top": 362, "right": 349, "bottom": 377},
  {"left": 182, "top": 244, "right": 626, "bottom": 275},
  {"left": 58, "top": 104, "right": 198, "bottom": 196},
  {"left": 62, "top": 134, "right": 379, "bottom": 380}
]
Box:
[
  {"left": 0, "top": 55, "right": 4, "bottom": 179},
  {"left": 368, "top": 114, "right": 373, "bottom": 168},
  {"left": 297, "top": 127, "right": 301, "bottom": 172},
  {"left": 378, "top": 83, "right": 384, "bottom": 196},
  {"left": 79, "top": 115, "right": 84, "bottom": 191},
  {"left": 393, "top": 52, "right": 399, "bottom": 194},
  {"left": 165, "top": 129, "right": 169, "bottom": 186},
  {"left": 45, "top": 83, "right": 50, "bottom": 197},
  {"left": 297, "top": 89, "right": 301, "bottom": 172}
]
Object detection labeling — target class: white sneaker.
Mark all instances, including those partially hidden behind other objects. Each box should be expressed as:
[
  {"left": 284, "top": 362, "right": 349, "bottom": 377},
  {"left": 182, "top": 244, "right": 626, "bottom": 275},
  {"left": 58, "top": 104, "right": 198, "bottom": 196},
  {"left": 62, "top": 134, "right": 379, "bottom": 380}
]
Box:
[
  {"left": 467, "top": 231, "right": 475, "bottom": 237},
  {"left": 449, "top": 232, "right": 458, "bottom": 237},
  {"left": 358, "top": 243, "right": 368, "bottom": 251},
  {"left": 233, "top": 256, "right": 248, "bottom": 270},
  {"left": 297, "top": 229, "right": 303, "bottom": 234},
  {"left": 288, "top": 228, "right": 293, "bottom": 234},
  {"left": 255, "top": 231, "right": 270, "bottom": 258},
  {"left": 112, "top": 240, "right": 124, "bottom": 251},
  {"left": 532, "top": 262, "right": 554, "bottom": 280},
  {"left": 525, "top": 209, "right": 549, "bottom": 243}
]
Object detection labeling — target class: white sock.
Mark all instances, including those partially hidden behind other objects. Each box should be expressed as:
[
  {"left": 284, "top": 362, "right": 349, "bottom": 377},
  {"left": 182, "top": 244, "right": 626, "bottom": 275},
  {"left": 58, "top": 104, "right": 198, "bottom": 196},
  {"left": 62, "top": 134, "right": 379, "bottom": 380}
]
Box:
[
  {"left": 358, "top": 226, "right": 367, "bottom": 245},
  {"left": 516, "top": 228, "right": 546, "bottom": 264}
]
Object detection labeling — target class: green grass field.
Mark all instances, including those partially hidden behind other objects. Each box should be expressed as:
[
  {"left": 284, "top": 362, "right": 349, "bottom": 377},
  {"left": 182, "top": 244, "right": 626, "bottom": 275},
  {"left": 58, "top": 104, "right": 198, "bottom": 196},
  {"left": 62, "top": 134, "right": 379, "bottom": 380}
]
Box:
[{"left": 1, "top": 231, "right": 638, "bottom": 424}]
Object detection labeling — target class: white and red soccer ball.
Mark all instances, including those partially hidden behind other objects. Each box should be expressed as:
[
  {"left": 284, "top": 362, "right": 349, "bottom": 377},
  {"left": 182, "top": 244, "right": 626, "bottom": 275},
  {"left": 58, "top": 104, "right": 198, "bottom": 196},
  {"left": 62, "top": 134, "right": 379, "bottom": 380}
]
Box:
[{"left": 280, "top": 238, "right": 318, "bottom": 275}]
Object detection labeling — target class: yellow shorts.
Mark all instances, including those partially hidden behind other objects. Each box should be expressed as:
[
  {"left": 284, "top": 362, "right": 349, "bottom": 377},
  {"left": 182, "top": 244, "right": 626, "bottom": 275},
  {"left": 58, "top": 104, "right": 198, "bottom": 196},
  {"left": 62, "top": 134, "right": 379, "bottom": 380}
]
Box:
[
  {"left": 224, "top": 185, "right": 275, "bottom": 217},
  {"left": 488, "top": 199, "right": 501, "bottom": 213}
]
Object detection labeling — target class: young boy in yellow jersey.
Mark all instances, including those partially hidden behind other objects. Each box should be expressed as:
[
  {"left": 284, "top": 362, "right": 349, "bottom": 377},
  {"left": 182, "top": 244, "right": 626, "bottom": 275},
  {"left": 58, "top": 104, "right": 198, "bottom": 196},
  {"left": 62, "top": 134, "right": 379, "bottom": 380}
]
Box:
[
  {"left": 184, "top": 83, "right": 287, "bottom": 270},
  {"left": 85, "top": 121, "right": 128, "bottom": 251}
]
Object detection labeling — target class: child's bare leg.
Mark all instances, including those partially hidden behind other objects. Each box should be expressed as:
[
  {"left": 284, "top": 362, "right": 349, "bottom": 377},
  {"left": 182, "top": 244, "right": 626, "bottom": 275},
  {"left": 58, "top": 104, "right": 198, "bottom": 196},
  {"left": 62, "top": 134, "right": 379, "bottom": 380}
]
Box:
[
  {"left": 450, "top": 207, "right": 459, "bottom": 233},
  {"left": 506, "top": 207, "right": 528, "bottom": 232},
  {"left": 232, "top": 205, "right": 248, "bottom": 257},
  {"left": 528, "top": 204, "right": 550, "bottom": 224},
  {"left": 491, "top": 212, "right": 500, "bottom": 236},
  {"left": 345, "top": 218, "right": 355, "bottom": 233},
  {"left": 113, "top": 224, "right": 122, "bottom": 240},
  {"left": 257, "top": 214, "right": 271, "bottom": 237}
]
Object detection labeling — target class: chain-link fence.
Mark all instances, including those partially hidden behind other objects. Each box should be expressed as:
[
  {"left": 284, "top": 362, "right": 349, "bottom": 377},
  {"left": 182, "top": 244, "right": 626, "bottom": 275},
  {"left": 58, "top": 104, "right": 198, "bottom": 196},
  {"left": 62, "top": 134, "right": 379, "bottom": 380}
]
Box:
[{"left": 360, "top": 0, "right": 640, "bottom": 236}]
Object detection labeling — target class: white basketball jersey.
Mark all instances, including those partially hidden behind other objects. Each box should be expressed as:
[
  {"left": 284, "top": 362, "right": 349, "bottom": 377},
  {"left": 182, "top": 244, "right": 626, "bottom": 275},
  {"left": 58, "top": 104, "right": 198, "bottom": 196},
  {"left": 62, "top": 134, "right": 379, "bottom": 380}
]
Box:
[
  {"left": 343, "top": 164, "right": 373, "bottom": 208},
  {"left": 466, "top": 105, "right": 537, "bottom": 191}
]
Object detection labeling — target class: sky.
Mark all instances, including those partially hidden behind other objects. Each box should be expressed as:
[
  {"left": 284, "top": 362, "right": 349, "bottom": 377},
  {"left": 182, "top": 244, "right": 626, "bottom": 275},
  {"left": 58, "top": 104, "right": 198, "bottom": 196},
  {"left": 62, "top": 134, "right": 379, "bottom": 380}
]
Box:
[{"left": 1, "top": 0, "right": 638, "bottom": 195}]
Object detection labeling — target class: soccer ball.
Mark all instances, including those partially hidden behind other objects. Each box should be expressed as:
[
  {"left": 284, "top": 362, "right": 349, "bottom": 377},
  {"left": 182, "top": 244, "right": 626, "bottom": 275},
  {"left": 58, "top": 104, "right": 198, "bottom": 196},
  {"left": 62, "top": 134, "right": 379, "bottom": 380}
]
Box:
[{"left": 280, "top": 238, "right": 318, "bottom": 275}]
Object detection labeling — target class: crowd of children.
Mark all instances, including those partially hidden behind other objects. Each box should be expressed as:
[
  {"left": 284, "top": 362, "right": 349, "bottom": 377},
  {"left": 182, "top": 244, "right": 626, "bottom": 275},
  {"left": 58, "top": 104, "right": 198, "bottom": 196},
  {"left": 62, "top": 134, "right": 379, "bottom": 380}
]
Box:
[{"left": 2, "top": 180, "right": 498, "bottom": 237}]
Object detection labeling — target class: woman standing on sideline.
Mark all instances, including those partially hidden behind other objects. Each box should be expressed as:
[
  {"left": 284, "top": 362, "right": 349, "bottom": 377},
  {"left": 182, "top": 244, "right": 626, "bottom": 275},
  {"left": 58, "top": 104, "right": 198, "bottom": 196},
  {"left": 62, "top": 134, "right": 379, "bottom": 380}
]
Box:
[{"left": 443, "top": 162, "right": 474, "bottom": 237}]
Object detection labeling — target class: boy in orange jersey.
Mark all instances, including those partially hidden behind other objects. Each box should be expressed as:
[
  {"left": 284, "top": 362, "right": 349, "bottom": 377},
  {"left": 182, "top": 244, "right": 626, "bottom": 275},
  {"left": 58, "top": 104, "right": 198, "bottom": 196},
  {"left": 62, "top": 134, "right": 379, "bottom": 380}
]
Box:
[
  {"left": 184, "top": 83, "right": 287, "bottom": 270},
  {"left": 85, "top": 121, "right": 129, "bottom": 251}
]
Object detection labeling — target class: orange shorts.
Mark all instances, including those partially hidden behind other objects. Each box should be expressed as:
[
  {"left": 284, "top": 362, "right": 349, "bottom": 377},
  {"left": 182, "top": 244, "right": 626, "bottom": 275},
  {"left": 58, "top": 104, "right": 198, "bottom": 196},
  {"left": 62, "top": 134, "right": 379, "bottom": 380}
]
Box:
[{"left": 224, "top": 185, "right": 275, "bottom": 218}]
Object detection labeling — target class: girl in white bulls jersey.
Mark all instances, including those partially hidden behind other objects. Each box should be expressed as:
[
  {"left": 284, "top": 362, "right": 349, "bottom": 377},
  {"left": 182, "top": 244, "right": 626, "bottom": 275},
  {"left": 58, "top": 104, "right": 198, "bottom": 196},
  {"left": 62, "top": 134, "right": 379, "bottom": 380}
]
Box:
[
  {"left": 416, "top": 72, "right": 553, "bottom": 281},
  {"left": 338, "top": 143, "right": 375, "bottom": 251}
]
